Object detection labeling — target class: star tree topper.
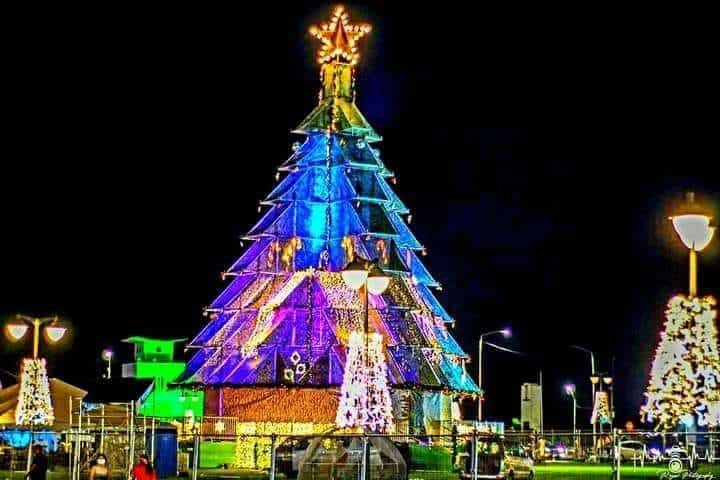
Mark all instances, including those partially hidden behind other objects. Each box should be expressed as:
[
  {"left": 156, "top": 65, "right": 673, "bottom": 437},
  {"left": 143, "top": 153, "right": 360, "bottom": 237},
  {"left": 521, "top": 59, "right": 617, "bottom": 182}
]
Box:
[{"left": 309, "top": 5, "right": 371, "bottom": 65}]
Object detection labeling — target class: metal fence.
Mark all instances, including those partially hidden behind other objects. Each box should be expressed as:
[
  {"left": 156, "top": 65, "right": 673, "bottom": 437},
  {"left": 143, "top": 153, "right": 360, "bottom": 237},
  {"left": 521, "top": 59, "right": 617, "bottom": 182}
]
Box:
[{"left": 4, "top": 427, "right": 720, "bottom": 480}]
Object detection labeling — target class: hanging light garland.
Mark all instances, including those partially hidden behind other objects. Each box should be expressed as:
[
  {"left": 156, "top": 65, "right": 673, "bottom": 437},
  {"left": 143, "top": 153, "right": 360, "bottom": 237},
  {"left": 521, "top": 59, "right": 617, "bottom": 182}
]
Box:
[
  {"left": 342, "top": 235, "right": 355, "bottom": 264},
  {"left": 280, "top": 236, "right": 303, "bottom": 271},
  {"left": 242, "top": 270, "right": 312, "bottom": 358}
]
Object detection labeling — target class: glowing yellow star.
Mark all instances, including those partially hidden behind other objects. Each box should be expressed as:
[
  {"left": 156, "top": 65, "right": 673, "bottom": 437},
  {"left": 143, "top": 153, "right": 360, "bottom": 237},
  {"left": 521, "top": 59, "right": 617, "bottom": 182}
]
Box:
[{"left": 309, "top": 5, "right": 371, "bottom": 65}]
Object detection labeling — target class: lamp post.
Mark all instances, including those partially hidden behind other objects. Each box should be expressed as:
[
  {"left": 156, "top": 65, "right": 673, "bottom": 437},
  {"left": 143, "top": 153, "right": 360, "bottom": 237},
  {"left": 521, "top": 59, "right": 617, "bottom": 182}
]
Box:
[
  {"left": 341, "top": 258, "right": 390, "bottom": 480},
  {"left": 342, "top": 258, "right": 391, "bottom": 341},
  {"left": 564, "top": 384, "right": 577, "bottom": 431},
  {"left": 670, "top": 192, "right": 716, "bottom": 298},
  {"left": 477, "top": 328, "right": 511, "bottom": 422},
  {"left": 571, "top": 345, "right": 596, "bottom": 447},
  {"left": 101, "top": 349, "right": 113, "bottom": 379},
  {"left": 5, "top": 315, "right": 68, "bottom": 471},
  {"left": 5, "top": 314, "right": 67, "bottom": 358},
  {"left": 564, "top": 384, "right": 577, "bottom": 457}
]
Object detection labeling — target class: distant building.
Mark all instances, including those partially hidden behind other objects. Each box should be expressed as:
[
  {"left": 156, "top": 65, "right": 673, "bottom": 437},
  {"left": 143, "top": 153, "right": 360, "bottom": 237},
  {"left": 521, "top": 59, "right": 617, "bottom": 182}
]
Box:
[
  {"left": 521, "top": 383, "right": 542, "bottom": 432},
  {"left": 122, "top": 337, "right": 203, "bottom": 420}
]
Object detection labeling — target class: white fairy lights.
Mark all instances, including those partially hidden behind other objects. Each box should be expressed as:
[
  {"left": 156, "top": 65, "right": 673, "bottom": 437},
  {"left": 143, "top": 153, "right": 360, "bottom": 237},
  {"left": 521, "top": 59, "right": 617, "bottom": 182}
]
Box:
[
  {"left": 336, "top": 331, "right": 393, "bottom": 432},
  {"left": 641, "top": 295, "right": 720, "bottom": 428}
]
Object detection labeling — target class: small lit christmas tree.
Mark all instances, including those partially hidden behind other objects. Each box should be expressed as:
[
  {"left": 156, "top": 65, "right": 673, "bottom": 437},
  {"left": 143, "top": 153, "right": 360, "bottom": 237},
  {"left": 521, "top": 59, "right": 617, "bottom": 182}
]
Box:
[
  {"left": 336, "top": 331, "right": 393, "bottom": 432},
  {"left": 641, "top": 295, "right": 720, "bottom": 429},
  {"left": 591, "top": 391, "right": 611, "bottom": 425},
  {"left": 15, "top": 358, "right": 54, "bottom": 426}
]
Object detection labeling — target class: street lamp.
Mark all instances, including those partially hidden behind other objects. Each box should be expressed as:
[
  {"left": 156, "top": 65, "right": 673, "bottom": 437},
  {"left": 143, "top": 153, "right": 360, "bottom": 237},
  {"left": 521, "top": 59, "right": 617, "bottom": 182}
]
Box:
[
  {"left": 670, "top": 192, "right": 716, "bottom": 298},
  {"left": 571, "top": 345, "right": 597, "bottom": 446},
  {"left": 5, "top": 315, "right": 67, "bottom": 359},
  {"left": 564, "top": 383, "right": 577, "bottom": 432},
  {"left": 5, "top": 315, "right": 68, "bottom": 471},
  {"left": 564, "top": 383, "right": 578, "bottom": 456},
  {"left": 341, "top": 258, "right": 390, "bottom": 480},
  {"left": 101, "top": 349, "right": 114, "bottom": 379},
  {"left": 477, "top": 328, "right": 511, "bottom": 421},
  {"left": 341, "top": 259, "right": 391, "bottom": 336}
]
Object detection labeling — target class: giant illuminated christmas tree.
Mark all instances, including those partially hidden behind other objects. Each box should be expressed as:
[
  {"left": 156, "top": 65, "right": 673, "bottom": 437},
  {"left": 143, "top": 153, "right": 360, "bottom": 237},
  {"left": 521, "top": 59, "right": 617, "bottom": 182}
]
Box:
[{"left": 181, "top": 6, "right": 478, "bottom": 443}]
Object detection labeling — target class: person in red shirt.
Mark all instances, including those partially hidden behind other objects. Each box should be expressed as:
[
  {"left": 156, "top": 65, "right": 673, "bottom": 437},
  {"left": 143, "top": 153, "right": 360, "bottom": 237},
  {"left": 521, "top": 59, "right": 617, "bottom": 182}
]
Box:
[{"left": 131, "top": 454, "right": 156, "bottom": 480}]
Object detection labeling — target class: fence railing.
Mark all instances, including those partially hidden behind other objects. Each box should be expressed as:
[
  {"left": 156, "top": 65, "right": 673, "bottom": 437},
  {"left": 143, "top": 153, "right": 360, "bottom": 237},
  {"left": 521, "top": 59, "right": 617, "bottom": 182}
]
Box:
[{"left": 6, "top": 428, "right": 720, "bottom": 480}]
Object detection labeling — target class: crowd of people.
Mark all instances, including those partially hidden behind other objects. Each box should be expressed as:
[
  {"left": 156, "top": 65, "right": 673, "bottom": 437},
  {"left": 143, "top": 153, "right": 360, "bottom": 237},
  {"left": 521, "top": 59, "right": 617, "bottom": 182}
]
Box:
[{"left": 26, "top": 444, "right": 157, "bottom": 480}]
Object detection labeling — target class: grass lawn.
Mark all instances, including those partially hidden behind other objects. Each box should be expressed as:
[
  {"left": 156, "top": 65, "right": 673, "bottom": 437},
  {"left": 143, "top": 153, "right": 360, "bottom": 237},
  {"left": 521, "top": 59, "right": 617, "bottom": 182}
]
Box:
[
  {"left": 408, "top": 471, "right": 459, "bottom": 480},
  {"left": 197, "top": 469, "right": 279, "bottom": 479},
  {"left": 536, "top": 461, "right": 720, "bottom": 479},
  {"left": 5, "top": 464, "right": 720, "bottom": 480},
  {"left": 0, "top": 470, "right": 278, "bottom": 480}
]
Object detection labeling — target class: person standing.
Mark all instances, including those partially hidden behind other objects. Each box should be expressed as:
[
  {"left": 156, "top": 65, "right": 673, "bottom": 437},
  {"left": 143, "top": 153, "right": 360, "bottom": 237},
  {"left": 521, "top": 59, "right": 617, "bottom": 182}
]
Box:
[
  {"left": 26, "top": 445, "right": 48, "bottom": 480},
  {"left": 132, "top": 454, "right": 157, "bottom": 480},
  {"left": 89, "top": 453, "right": 109, "bottom": 480}
]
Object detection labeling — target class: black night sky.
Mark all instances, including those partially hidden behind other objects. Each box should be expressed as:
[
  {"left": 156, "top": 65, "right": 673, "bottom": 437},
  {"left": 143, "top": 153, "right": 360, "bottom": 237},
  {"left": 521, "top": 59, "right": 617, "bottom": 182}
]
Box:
[{"left": 2, "top": 3, "right": 718, "bottom": 430}]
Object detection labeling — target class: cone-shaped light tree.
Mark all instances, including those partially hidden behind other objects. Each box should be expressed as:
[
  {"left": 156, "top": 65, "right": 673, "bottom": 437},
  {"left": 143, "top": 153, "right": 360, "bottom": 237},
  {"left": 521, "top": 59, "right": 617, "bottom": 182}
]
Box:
[
  {"left": 15, "top": 358, "right": 55, "bottom": 426},
  {"left": 180, "top": 6, "right": 479, "bottom": 436}
]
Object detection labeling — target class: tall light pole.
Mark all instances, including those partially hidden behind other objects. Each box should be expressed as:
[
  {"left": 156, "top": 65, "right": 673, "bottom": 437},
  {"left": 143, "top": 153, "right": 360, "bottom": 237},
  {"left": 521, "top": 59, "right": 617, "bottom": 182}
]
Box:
[
  {"left": 5, "top": 314, "right": 68, "bottom": 358},
  {"left": 342, "top": 259, "right": 391, "bottom": 350},
  {"left": 564, "top": 384, "right": 577, "bottom": 432},
  {"left": 670, "top": 192, "right": 715, "bottom": 298},
  {"left": 342, "top": 258, "right": 391, "bottom": 480},
  {"left": 477, "top": 328, "right": 512, "bottom": 421},
  {"left": 101, "top": 349, "right": 113, "bottom": 379},
  {"left": 571, "top": 345, "right": 596, "bottom": 445},
  {"left": 564, "top": 384, "right": 577, "bottom": 456}
]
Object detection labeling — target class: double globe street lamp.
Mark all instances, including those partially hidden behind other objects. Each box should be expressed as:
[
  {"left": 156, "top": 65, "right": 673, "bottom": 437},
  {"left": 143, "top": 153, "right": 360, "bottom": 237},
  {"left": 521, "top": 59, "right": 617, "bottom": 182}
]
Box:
[
  {"left": 341, "top": 258, "right": 391, "bottom": 480},
  {"left": 5, "top": 314, "right": 68, "bottom": 358},
  {"left": 4, "top": 314, "right": 69, "bottom": 470},
  {"left": 341, "top": 257, "right": 392, "bottom": 384}
]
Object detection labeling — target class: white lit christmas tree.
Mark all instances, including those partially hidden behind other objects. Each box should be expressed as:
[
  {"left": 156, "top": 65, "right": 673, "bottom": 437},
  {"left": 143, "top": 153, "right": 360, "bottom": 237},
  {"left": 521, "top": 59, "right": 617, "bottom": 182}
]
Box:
[
  {"left": 336, "top": 331, "right": 393, "bottom": 432},
  {"left": 15, "top": 358, "right": 55, "bottom": 426},
  {"left": 591, "top": 391, "right": 611, "bottom": 425},
  {"left": 641, "top": 295, "right": 720, "bottom": 429}
]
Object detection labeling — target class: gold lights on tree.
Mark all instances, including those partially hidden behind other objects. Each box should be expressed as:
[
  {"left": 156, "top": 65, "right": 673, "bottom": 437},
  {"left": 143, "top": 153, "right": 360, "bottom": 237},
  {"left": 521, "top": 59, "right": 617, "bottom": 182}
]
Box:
[
  {"left": 309, "top": 5, "right": 371, "bottom": 65},
  {"left": 15, "top": 358, "right": 55, "bottom": 426},
  {"left": 640, "top": 295, "right": 720, "bottom": 428}
]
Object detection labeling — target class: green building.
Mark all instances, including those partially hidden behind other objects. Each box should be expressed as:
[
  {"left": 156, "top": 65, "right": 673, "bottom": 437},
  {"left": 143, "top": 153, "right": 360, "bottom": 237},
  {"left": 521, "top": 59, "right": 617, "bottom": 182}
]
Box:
[{"left": 122, "top": 337, "right": 204, "bottom": 419}]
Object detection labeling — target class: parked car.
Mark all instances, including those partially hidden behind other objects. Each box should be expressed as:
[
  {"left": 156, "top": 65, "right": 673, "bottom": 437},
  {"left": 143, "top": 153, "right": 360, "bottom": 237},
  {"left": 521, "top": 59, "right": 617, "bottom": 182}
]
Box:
[
  {"left": 461, "top": 437, "right": 535, "bottom": 480},
  {"left": 544, "top": 442, "right": 570, "bottom": 460},
  {"left": 619, "top": 441, "right": 646, "bottom": 461},
  {"left": 504, "top": 445, "right": 536, "bottom": 480}
]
